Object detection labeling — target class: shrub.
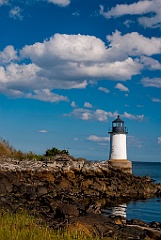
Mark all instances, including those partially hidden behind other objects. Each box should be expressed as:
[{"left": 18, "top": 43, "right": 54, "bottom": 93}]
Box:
[{"left": 45, "top": 147, "right": 69, "bottom": 157}]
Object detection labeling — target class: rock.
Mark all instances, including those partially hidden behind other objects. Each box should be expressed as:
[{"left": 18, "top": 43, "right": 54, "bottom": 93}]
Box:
[
  {"left": 150, "top": 221, "right": 161, "bottom": 229},
  {"left": 130, "top": 219, "right": 150, "bottom": 227},
  {"left": 86, "top": 202, "right": 101, "bottom": 214},
  {"left": 0, "top": 156, "right": 160, "bottom": 239},
  {"left": 54, "top": 206, "right": 65, "bottom": 220},
  {"left": 145, "top": 229, "right": 161, "bottom": 240}
]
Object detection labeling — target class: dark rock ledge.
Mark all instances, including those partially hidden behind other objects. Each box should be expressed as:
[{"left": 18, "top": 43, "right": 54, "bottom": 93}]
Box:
[{"left": 0, "top": 155, "right": 161, "bottom": 239}]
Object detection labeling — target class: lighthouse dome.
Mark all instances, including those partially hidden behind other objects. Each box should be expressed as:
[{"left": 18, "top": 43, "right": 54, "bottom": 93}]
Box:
[{"left": 109, "top": 115, "right": 128, "bottom": 134}]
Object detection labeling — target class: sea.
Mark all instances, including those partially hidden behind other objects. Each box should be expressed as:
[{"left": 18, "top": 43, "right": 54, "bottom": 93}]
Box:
[{"left": 103, "top": 162, "right": 161, "bottom": 223}]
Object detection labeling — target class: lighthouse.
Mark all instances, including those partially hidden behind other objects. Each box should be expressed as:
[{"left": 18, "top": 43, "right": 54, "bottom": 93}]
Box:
[{"left": 108, "top": 115, "right": 132, "bottom": 173}]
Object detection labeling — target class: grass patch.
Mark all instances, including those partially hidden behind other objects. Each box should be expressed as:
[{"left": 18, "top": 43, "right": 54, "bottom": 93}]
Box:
[{"left": 0, "top": 211, "right": 103, "bottom": 240}]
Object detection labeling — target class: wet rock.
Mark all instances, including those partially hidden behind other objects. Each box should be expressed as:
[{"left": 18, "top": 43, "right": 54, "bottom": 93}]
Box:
[
  {"left": 150, "top": 221, "right": 161, "bottom": 229},
  {"left": 130, "top": 219, "right": 150, "bottom": 228}
]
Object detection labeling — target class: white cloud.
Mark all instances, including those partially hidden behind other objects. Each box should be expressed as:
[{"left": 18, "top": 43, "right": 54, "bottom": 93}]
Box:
[
  {"left": 138, "top": 0, "right": 161, "bottom": 28},
  {"left": 38, "top": 130, "right": 48, "bottom": 133},
  {"left": 141, "top": 77, "right": 161, "bottom": 88},
  {"left": 107, "top": 31, "right": 161, "bottom": 58},
  {"left": 151, "top": 97, "right": 161, "bottom": 102},
  {"left": 71, "top": 101, "right": 76, "bottom": 108},
  {"left": 48, "top": 0, "right": 70, "bottom": 7},
  {"left": 9, "top": 6, "right": 23, "bottom": 20},
  {"left": 0, "top": 0, "right": 8, "bottom": 6},
  {"left": 20, "top": 33, "right": 143, "bottom": 81},
  {"left": 84, "top": 102, "right": 93, "bottom": 108},
  {"left": 122, "top": 112, "right": 144, "bottom": 121},
  {"left": 67, "top": 108, "right": 115, "bottom": 122},
  {"left": 100, "top": 0, "right": 161, "bottom": 29},
  {"left": 0, "top": 45, "right": 17, "bottom": 63},
  {"left": 98, "top": 87, "right": 110, "bottom": 93},
  {"left": 100, "top": 1, "right": 153, "bottom": 19},
  {"left": 21, "top": 33, "right": 107, "bottom": 63},
  {"left": 0, "top": 63, "right": 40, "bottom": 86},
  {"left": 124, "top": 20, "right": 134, "bottom": 28},
  {"left": 140, "top": 56, "right": 161, "bottom": 70},
  {"left": 87, "top": 135, "right": 110, "bottom": 142},
  {"left": 67, "top": 108, "right": 144, "bottom": 122},
  {"left": 0, "top": 32, "right": 160, "bottom": 100},
  {"left": 26, "top": 89, "right": 69, "bottom": 103},
  {"left": 158, "top": 137, "right": 161, "bottom": 144},
  {"left": 115, "top": 83, "right": 129, "bottom": 92}
]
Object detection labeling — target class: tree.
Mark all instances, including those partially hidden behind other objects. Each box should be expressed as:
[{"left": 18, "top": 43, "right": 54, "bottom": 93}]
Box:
[{"left": 44, "top": 147, "right": 69, "bottom": 157}]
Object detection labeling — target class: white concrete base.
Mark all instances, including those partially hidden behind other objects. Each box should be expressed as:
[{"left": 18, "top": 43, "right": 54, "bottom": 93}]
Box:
[{"left": 108, "top": 159, "right": 132, "bottom": 174}]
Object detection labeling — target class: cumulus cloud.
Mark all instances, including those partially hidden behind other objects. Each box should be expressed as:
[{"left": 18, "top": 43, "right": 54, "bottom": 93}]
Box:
[
  {"left": 106, "top": 31, "right": 161, "bottom": 58},
  {"left": 0, "top": 45, "right": 17, "bottom": 63},
  {"left": 66, "top": 108, "right": 115, "bottom": 122},
  {"left": 100, "top": 0, "right": 161, "bottom": 29},
  {"left": 140, "top": 56, "right": 161, "bottom": 70},
  {"left": 100, "top": 1, "right": 153, "bottom": 19},
  {"left": 26, "top": 89, "right": 69, "bottom": 103},
  {"left": 0, "top": 32, "right": 160, "bottom": 100},
  {"left": 87, "top": 135, "right": 110, "bottom": 142},
  {"left": 115, "top": 83, "right": 129, "bottom": 92},
  {"left": 141, "top": 77, "right": 161, "bottom": 88},
  {"left": 48, "top": 0, "right": 70, "bottom": 7},
  {"left": 84, "top": 102, "right": 93, "bottom": 108},
  {"left": 9, "top": 6, "right": 23, "bottom": 20},
  {"left": 21, "top": 34, "right": 107, "bottom": 63},
  {"left": 158, "top": 137, "right": 161, "bottom": 144},
  {"left": 66, "top": 108, "right": 144, "bottom": 122},
  {"left": 98, "top": 87, "right": 110, "bottom": 93},
  {"left": 20, "top": 33, "right": 144, "bottom": 81},
  {"left": 122, "top": 112, "right": 144, "bottom": 121}
]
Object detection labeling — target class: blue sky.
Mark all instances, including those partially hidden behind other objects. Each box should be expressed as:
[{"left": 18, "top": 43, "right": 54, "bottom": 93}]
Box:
[{"left": 0, "top": 0, "right": 160, "bottom": 162}]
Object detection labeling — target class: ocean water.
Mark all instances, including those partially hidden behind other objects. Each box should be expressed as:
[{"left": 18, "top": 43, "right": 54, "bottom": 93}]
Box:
[
  {"left": 132, "top": 161, "right": 161, "bottom": 183},
  {"left": 127, "top": 162, "right": 161, "bottom": 223},
  {"left": 104, "top": 162, "right": 161, "bottom": 223}
]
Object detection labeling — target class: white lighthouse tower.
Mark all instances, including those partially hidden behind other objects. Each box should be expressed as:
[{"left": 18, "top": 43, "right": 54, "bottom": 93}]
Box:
[{"left": 108, "top": 115, "right": 132, "bottom": 173}]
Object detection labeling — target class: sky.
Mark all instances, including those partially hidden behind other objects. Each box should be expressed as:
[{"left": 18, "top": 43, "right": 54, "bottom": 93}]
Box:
[{"left": 0, "top": 0, "right": 160, "bottom": 162}]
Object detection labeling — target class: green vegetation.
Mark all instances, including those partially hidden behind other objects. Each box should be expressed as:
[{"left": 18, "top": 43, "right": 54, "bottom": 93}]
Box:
[
  {"left": 45, "top": 147, "right": 69, "bottom": 157},
  {"left": 0, "top": 211, "right": 102, "bottom": 240},
  {"left": 0, "top": 139, "right": 69, "bottom": 161}
]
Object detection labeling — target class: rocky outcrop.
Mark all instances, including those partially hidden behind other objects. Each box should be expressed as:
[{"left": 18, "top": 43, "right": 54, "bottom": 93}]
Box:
[{"left": 0, "top": 156, "right": 161, "bottom": 239}]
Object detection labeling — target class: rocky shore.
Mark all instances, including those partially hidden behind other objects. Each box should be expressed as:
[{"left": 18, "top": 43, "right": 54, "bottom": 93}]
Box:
[{"left": 0, "top": 155, "right": 161, "bottom": 239}]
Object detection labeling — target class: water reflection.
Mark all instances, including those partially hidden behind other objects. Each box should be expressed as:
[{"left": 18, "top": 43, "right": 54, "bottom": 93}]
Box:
[
  {"left": 111, "top": 203, "right": 127, "bottom": 218},
  {"left": 102, "top": 203, "right": 127, "bottom": 218},
  {"left": 102, "top": 198, "right": 161, "bottom": 223}
]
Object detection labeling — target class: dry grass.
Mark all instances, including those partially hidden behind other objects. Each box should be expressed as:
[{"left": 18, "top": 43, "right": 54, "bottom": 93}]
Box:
[{"left": 0, "top": 211, "right": 106, "bottom": 240}]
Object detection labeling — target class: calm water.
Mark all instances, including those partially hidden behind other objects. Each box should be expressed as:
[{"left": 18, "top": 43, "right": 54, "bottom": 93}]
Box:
[
  {"left": 127, "top": 162, "right": 161, "bottom": 222},
  {"left": 132, "top": 161, "right": 161, "bottom": 183},
  {"left": 104, "top": 162, "right": 161, "bottom": 223}
]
